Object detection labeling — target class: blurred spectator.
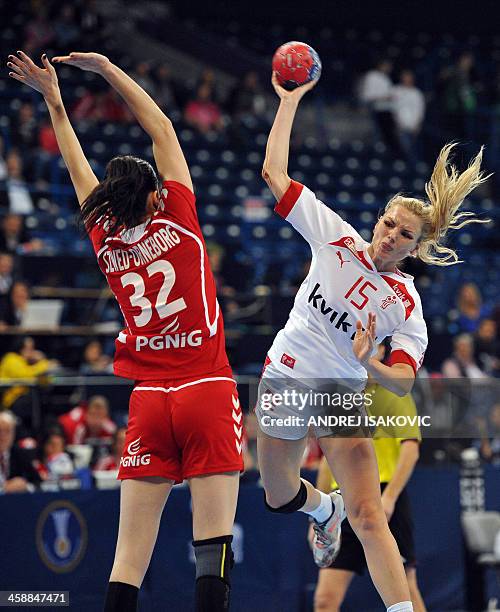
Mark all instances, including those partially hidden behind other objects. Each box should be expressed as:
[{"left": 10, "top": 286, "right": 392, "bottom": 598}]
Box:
[
  {"left": 392, "top": 70, "right": 425, "bottom": 164},
  {"left": 72, "top": 89, "right": 131, "bottom": 124},
  {"left": 0, "top": 136, "right": 8, "bottom": 209},
  {"left": 474, "top": 318, "right": 500, "bottom": 377},
  {"left": 0, "top": 280, "right": 30, "bottom": 327},
  {"left": 229, "top": 71, "right": 266, "bottom": 118},
  {"left": 442, "top": 334, "right": 488, "bottom": 378},
  {"left": 359, "top": 59, "right": 400, "bottom": 155},
  {"left": 99, "top": 90, "right": 133, "bottom": 123},
  {"left": 11, "top": 103, "right": 37, "bottom": 157},
  {"left": 229, "top": 71, "right": 267, "bottom": 146},
  {"left": 155, "top": 64, "right": 179, "bottom": 112},
  {"left": 133, "top": 62, "right": 156, "bottom": 96},
  {"left": 0, "top": 136, "right": 7, "bottom": 181},
  {"left": 206, "top": 242, "right": 236, "bottom": 297},
  {"left": 36, "top": 119, "right": 60, "bottom": 187},
  {"left": 184, "top": 84, "right": 224, "bottom": 134},
  {"left": 53, "top": 4, "right": 81, "bottom": 49},
  {"left": 456, "top": 282, "right": 491, "bottom": 333},
  {"left": 79, "top": 340, "right": 112, "bottom": 375},
  {"left": 79, "top": 0, "right": 103, "bottom": 46},
  {"left": 475, "top": 404, "right": 500, "bottom": 464},
  {"left": 0, "top": 252, "right": 15, "bottom": 296},
  {"left": 39, "top": 120, "right": 60, "bottom": 157},
  {"left": 0, "top": 214, "right": 43, "bottom": 254},
  {"left": 58, "top": 395, "right": 117, "bottom": 445},
  {"left": 198, "top": 68, "right": 219, "bottom": 97},
  {"left": 6, "top": 151, "right": 34, "bottom": 214},
  {"left": 413, "top": 371, "right": 456, "bottom": 433},
  {"left": 93, "top": 426, "right": 126, "bottom": 471},
  {"left": 439, "top": 52, "right": 481, "bottom": 140},
  {"left": 34, "top": 430, "right": 74, "bottom": 480},
  {"left": 23, "top": 7, "right": 55, "bottom": 56},
  {"left": 0, "top": 411, "right": 41, "bottom": 493},
  {"left": 0, "top": 337, "right": 55, "bottom": 435},
  {"left": 71, "top": 88, "right": 101, "bottom": 122}
]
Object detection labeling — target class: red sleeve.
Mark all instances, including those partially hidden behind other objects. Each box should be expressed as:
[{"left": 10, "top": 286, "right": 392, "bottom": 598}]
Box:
[
  {"left": 159, "top": 180, "right": 199, "bottom": 231},
  {"left": 88, "top": 223, "right": 108, "bottom": 255},
  {"left": 275, "top": 180, "right": 304, "bottom": 218},
  {"left": 387, "top": 350, "right": 417, "bottom": 376}
]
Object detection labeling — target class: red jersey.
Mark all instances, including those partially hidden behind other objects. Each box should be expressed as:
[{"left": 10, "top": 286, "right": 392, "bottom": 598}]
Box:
[{"left": 88, "top": 181, "right": 229, "bottom": 380}]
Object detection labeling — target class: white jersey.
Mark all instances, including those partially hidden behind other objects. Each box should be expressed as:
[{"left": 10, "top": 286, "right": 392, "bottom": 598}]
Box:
[{"left": 268, "top": 181, "right": 428, "bottom": 389}]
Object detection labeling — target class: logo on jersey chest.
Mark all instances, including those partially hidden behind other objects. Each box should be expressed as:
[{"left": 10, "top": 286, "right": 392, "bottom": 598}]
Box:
[
  {"left": 135, "top": 330, "right": 203, "bottom": 351},
  {"left": 336, "top": 251, "right": 350, "bottom": 268},
  {"left": 380, "top": 275, "right": 415, "bottom": 320},
  {"left": 381, "top": 295, "right": 398, "bottom": 310},
  {"left": 308, "top": 283, "right": 353, "bottom": 333},
  {"left": 329, "top": 237, "right": 374, "bottom": 271}
]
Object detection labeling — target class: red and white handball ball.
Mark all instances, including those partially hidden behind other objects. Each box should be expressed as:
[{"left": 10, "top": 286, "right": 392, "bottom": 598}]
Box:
[{"left": 272, "top": 41, "right": 322, "bottom": 90}]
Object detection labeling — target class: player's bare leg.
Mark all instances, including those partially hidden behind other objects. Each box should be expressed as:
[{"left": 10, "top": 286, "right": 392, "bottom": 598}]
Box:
[
  {"left": 256, "top": 430, "right": 319, "bottom": 509},
  {"left": 257, "top": 429, "right": 345, "bottom": 568},
  {"left": 405, "top": 567, "right": 427, "bottom": 612},
  {"left": 105, "top": 477, "right": 173, "bottom": 611},
  {"left": 319, "top": 437, "right": 411, "bottom": 609},
  {"left": 189, "top": 472, "right": 240, "bottom": 540},
  {"left": 314, "top": 568, "right": 354, "bottom": 612},
  {"left": 189, "top": 472, "right": 240, "bottom": 611},
  {"left": 110, "top": 477, "right": 173, "bottom": 585}
]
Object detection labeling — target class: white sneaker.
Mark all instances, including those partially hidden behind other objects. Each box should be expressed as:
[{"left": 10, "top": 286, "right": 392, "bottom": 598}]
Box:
[{"left": 311, "top": 491, "right": 346, "bottom": 568}]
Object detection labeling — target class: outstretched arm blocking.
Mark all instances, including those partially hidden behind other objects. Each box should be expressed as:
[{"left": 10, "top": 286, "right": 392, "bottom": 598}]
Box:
[
  {"left": 53, "top": 53, "right": 192, "bottom": 192},
  {"left": 7, "top": 51, "right": 98, "bottom": 206}
]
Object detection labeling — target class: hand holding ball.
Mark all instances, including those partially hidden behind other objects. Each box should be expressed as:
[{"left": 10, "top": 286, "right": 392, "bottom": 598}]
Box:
[{"left": 272, "top": 41, "right": 322, "bottom": 91}]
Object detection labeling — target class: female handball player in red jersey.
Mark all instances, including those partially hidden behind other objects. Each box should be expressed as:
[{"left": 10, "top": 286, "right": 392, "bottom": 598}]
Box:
[
  {"left": 255, "top": 73, "right": 489, "bottom": 612},
  {"left": 8, "top": 50, "right": 243, "bottom": 612}
]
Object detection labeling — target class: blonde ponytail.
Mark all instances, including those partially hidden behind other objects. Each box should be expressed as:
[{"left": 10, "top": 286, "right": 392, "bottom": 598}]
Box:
[{"left": 386, "top": 143, "right": 491, "bottom": 266}]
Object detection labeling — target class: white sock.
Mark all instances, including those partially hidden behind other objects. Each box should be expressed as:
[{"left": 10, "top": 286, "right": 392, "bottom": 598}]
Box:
[
  {"left": 302, "top": 490, "right": 333, "bottom": 523},
  {"left": 387, "top": 602, "right": 413, "bottom": 612}
]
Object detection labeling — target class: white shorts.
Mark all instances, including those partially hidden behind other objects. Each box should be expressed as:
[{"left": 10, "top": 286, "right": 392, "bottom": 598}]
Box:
[{"left": 254, "top": 360, "right": 369, "bottom": 441}]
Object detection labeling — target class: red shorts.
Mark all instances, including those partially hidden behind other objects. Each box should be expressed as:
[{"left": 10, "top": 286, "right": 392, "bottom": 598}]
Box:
[{"left": 118, "top": 368, "right": 244, "bottom": 483}]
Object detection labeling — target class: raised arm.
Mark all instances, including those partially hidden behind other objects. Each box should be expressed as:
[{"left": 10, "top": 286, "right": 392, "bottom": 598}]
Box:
[
  {"left": 7, "top": 51, "right": 98, "bottom": 206},
  {"left": 262, "top": 73, "right": 317, "bottom": 201},
  {"left": 53, "top": 53, "right": 193, "bottom": 192}
]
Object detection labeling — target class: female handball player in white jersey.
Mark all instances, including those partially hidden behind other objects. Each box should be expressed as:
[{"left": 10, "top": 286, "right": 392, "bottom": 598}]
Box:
[
  {"left": 8, "top": 50, "right": 243, "bottom": 612},
  {"left": 256, "top": 73, "right": 489, "bottom": 612}
]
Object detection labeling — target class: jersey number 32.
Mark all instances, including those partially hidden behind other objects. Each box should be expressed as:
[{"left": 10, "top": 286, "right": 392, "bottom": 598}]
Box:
[{"left": 120, "top": 260, "right": 187, "bottom": 327}]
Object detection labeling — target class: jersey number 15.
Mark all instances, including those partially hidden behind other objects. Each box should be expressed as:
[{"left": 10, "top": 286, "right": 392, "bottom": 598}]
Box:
[{"left": 344, "top": 276, "right": 378, "bottom": 310}]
